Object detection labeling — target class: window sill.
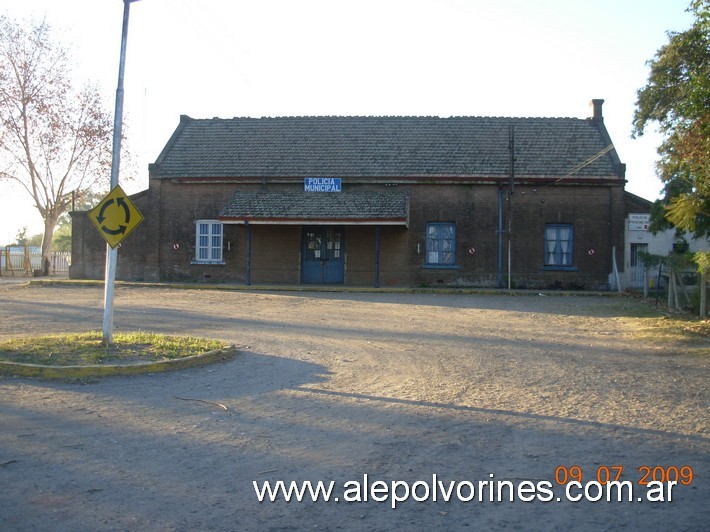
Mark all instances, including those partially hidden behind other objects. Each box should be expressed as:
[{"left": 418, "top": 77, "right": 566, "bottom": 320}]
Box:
[
  {"left": 191, "top": 261, "right": 226, "bottom": 266},
  {"left": 541, "top": 266, "right": 578, "bottom": 272},
  {"left": 422, "top": 264, "right": 461, "bottom": 270}
]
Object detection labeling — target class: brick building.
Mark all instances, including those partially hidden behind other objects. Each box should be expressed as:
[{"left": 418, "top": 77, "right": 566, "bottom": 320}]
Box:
[{"left": 71, "top": 99, "right": 630, "bottom": 289}]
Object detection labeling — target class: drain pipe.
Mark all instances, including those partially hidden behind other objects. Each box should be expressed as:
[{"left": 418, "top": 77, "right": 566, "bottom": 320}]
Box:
[
  {"left": 245, "top": 221, "right": 251, "bottom": 286},
  {"left": 497, "top": 186, "right": 503, "bottom": 288},
  {"left": 374, "top": 225, "right": 380, "bottom": 288}
]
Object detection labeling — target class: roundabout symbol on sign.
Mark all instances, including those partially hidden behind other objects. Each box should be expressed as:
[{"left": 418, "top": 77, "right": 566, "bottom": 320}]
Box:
[
  {"left": 88, "top": 184, "right": 144, "bottom": 248},
  {"left": 96, "top": 197, "right": 131, "bottom": 235}
]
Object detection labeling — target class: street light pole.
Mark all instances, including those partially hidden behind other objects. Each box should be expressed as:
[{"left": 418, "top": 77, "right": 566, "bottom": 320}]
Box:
[
  {"left": 507, "top": 124, "right": 515, "bottom": 290},
  {"left": 102, "top": 0, "right": 139, "bottom": 346}
]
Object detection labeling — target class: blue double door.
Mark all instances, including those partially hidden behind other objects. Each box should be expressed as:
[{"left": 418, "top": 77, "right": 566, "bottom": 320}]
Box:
[{"left": 301, "top": 226, "right": 344, "bottom": 284}]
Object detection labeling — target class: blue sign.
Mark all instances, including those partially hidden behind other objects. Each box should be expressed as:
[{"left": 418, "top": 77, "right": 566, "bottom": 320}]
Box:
[{"left": 304, "top": 177, "right": 341, "bottom": 192}]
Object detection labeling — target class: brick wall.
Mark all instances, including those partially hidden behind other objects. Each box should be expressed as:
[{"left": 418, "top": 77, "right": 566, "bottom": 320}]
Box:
[
  {"left": 70, "top": 191, "right": 150, "bottom": 281},
  {"left": 71, "top": 179, "right": 625, "bottom": 290}
]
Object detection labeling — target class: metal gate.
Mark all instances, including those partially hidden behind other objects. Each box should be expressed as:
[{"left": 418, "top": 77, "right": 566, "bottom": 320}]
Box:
[
  {"left": 301, "top": 226, "right": 344, "bottom": 284},
  {"left": 628, "top": 243, "right": 649, "bottom": 289}
]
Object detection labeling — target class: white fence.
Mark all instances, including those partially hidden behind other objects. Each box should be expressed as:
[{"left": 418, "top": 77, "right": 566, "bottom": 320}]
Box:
[{"left": 0, "top": 246, "right": 71, "bottom": 276}]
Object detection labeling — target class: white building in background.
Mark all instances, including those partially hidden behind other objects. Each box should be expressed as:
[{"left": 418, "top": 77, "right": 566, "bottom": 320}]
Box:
[{"left": 623, "top": 211, "right": 710, "bottom": 290}]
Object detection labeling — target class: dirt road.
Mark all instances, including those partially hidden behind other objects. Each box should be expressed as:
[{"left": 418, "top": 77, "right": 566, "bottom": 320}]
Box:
[{"left": 0, "top": 283, "right": 708, "bottom": 531}]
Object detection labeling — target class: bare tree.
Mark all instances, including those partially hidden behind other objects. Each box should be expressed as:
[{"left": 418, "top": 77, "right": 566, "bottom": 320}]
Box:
[{"left": 0, "top": 15, "right": 113, "bottom": 275}]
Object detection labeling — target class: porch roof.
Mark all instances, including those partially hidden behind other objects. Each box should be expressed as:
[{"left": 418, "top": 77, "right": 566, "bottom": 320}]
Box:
[{"left": 218, "top": 190, "right": 409, "bottom": 226}]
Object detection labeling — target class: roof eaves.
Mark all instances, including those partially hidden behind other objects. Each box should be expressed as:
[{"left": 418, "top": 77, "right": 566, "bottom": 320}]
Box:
[
  {"left": 148, "top": 115, "right": 194, "bottom": 177},
  {"left": 587, "top": 117, "right": 626, "bottom": 179}
]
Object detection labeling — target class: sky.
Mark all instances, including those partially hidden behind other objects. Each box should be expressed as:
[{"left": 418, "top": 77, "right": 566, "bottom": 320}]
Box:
[{"left": 0, "top": 0, "right": 695, "bottom": 244}]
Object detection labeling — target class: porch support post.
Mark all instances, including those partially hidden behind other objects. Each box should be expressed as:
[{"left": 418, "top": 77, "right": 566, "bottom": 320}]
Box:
[
  {"left": 497, "top": 186, "right": 504, "bottom": 288},
  {"left": 245, "top": 221, "right": 251, "bottom": 286},
  {"left": 374, "top": 225, "right": 381, "bottom": 288}
]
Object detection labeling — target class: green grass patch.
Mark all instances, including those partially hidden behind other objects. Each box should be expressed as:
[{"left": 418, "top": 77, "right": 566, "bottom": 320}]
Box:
[
  {"left": 0, "top": 331, "right": 226, "bottom": 366},
  {"left": 622, "top": 313, "right": 710, "bottom": 354}
]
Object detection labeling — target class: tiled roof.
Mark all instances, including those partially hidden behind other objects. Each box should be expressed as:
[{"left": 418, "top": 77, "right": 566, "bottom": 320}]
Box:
[
  {"left": 219, "top": 191, "right": 409, "bottom": 225},
  {"left": 150, "top": 115, "right": 623, "bottom": 179}
]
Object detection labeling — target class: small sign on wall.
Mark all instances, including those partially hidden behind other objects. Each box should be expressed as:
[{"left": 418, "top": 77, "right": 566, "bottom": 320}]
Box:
[
  {"left": 628, "top": 213, "right": 650, "bottom": 231},
  {"left": 304, "top": 177, "right": 342, "bottom": 192}
]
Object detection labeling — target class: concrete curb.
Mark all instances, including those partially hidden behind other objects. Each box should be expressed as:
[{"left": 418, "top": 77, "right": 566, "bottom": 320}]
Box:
[
  {"left": 25, "top": 278, "right": 618, "bottom": 297},
  {"left": 0, "top": 345, "right": 238, "bottom": 379}
]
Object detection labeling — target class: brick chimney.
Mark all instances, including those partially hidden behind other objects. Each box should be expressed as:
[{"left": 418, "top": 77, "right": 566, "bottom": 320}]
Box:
[{"left": 590, "top": 99, "right": 604, "bottom": 122}]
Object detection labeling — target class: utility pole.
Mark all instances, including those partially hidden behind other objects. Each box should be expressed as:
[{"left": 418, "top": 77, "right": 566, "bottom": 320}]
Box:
[
  {"left": 102, "top": 0, "right": 140, "bottom": 346},
  {"left": 507, "top": 124, "right": 515, "bottom": 290}
]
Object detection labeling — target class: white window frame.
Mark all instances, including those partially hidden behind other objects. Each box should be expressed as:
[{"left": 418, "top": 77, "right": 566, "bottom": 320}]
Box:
[{"left": 194, "top": 220, "right": 224, "bottom": 264}]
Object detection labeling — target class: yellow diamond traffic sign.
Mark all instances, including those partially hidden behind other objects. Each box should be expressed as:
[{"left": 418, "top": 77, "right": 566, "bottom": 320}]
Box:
[{"left": 88, "top": 185, "right": 144, "bottom": 248}]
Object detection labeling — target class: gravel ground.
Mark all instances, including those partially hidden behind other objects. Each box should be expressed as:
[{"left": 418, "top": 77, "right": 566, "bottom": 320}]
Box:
[{"left": 0, "top": 282, "right": 708, "bottom": 531}]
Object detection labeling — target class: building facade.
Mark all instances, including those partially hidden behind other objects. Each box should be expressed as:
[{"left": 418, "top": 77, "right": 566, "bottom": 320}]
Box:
[
  {"left": 71, "top": 100, "right": 630, "bottom": 289},
  {"left": 621, "top": 192, "right": 710, "bottom": 290}
]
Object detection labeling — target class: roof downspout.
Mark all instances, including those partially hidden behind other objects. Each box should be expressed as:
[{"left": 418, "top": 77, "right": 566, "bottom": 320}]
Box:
[
  {"left": 245, "top": 221, "right": 251, "bottom": 286},
  {"left": 507, "top": 124, "right": 515, "bottom": 290},
  {"left": 374, "top": 225, "right": 380, "bottom": 288},
  {"left": 497, "top": 186, "right": 504, "bottom": 288}
]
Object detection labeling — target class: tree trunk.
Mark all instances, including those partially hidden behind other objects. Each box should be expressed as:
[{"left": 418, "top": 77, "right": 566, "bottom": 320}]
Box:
[{"left": 40, "top": 212, "right": 59, "bottom": 276}]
